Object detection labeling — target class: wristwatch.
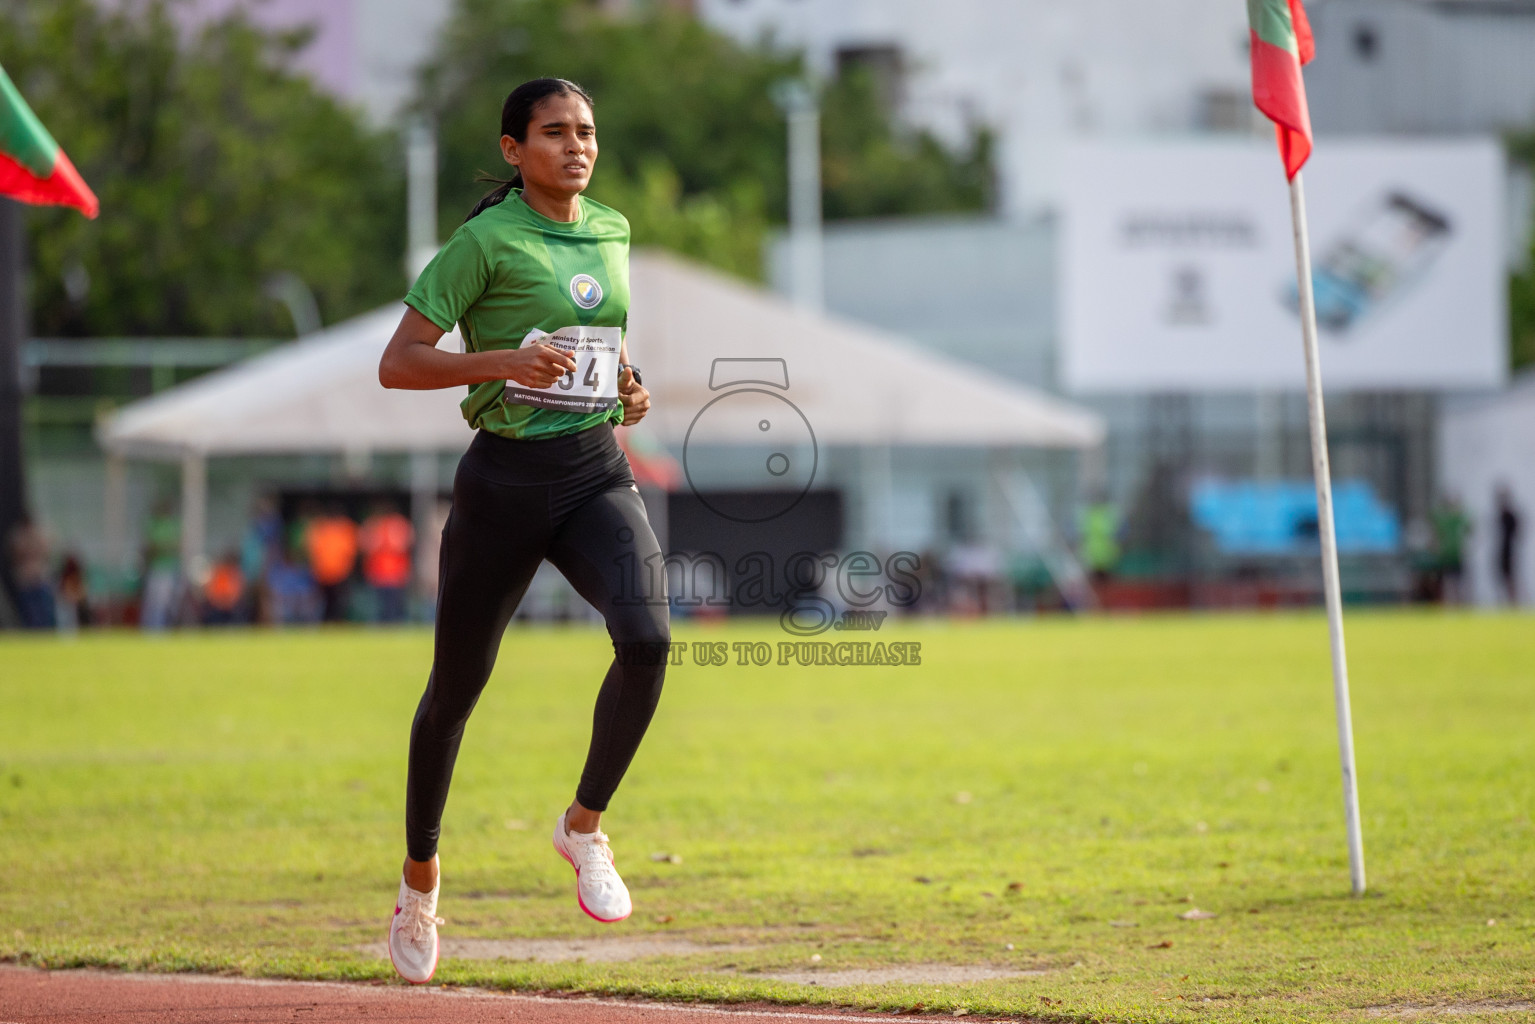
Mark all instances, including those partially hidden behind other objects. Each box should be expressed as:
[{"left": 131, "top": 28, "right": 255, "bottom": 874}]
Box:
[{"left": 619, "top": 363, "right": 643, "bottom": 385}]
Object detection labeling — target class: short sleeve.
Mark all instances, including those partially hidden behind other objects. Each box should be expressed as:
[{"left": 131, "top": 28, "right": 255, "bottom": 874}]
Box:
[{"left": 404, "top": 227, "right": 490, "bottom": 333}]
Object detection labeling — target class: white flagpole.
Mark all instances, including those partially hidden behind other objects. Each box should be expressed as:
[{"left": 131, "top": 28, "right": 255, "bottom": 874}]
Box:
[{"left": 1288, "top": 170, "right": 1366, "bottom": 896}]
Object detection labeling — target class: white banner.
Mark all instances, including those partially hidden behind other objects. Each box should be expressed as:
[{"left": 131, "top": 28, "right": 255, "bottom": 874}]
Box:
[{"left": 1059, "top": 139, "right": 1507, "bottom": 392}]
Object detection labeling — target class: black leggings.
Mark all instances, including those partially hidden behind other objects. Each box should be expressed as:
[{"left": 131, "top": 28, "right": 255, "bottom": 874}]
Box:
[{"left": 405, "top": 425, "right": 670, "bottom": 863}]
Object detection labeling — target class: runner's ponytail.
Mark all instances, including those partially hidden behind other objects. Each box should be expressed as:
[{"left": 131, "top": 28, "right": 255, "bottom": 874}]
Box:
[
  {"left": 465, "top": 77, "right": 594, "bottom": 222},
  {"left": 466, "top": 176, "right": 518, "bottom": 221}
]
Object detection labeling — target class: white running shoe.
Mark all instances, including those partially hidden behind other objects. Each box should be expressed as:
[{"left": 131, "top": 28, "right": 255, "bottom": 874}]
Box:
[
  {"left": 388, "top": 876, "right": 443, "bottom": 984},
  {"left": 552, "top": 811, "right": 633, "bottom": 923}
]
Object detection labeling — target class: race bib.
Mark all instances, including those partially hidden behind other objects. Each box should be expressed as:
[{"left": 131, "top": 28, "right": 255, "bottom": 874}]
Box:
[{"left": 502, "top": 325, "right": 621, "bottom": 413}]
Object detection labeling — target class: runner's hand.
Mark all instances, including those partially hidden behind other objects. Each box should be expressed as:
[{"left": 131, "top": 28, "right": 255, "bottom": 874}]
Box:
[
  {"left": 618, "top": 365, "right": 650, "bottom": 426},
  {"left": 502, "top": 341, "right": 577, "bottom": 389}
]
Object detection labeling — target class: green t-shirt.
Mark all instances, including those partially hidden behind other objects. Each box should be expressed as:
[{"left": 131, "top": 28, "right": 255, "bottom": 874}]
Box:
[
  {"left": 404, "top": 190, "right": 630, "bottom": 440},
  {"left": 1079, "top": 503, "right": 1121, "bottom": 573},
  {"left": 1431, "top": 506, "right": 1469, "bottom": 569}
]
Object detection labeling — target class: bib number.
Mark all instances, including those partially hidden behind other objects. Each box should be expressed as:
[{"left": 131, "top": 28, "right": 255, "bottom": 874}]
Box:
[{"left": 502, "top": 325, "right": 621, "bottom": 413}]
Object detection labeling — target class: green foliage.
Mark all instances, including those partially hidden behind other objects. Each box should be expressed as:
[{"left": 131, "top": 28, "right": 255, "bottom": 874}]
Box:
[
  {"left": 820, "top": 65, "right": 994, "bottom": 221},
  {"left": 420, "top": 0, "right": 993, "bottom": 280},
  {"left": 1509, "top": 132, "right": 1535, "bottom": 372},
  {"left": 1513, "top": 266, "right": 1535, "bottom": 372},
  {"left": 0, "top": 0, "right": 404, "bottom": 337},
  {"left": 590, "top": 161, "right": 768, "bottom": 282},
  {"left": 2, "top": 615, "right": 1534, "bottom": 1022}
]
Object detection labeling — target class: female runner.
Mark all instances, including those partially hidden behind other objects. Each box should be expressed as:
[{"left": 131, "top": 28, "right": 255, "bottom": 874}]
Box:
[{"left": 377, "top": 78, "right": 670, "bottom": 984}]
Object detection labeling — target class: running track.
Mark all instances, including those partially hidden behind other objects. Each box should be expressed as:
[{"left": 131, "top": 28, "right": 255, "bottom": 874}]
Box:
[{"left": 0, "top": 966, "right": 1026, "bottom": 1023}]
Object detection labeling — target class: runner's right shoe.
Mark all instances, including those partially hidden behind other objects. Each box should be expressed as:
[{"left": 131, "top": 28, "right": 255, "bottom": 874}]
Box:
[
  {"left": 388, "top": 875, "right": 443, "bottom": 984},
  {"left": 552, "top": 811, "right": 633, "bottom": 923}
]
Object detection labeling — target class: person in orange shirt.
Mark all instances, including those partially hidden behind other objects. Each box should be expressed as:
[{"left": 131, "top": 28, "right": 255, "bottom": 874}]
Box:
[
  {"left": 360, "top": 501, "right": 415, "bottom": 623},
  {"left": 202, "top": 551, "right": 245, "bottom": 626},
  {"left": 305, "top": 505, "right": 359, "bottom": 623}
]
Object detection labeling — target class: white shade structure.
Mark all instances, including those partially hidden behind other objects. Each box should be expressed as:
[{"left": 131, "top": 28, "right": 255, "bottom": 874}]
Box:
[
  {"left": 629, "top": 251, "right": 1104, "bottom": 449},
  {"left": 97, "top": 305, "right": 467, "bottom": 460},
  {"left": 96, "top": 250, "right": 1105, "bottom": 570},
  {"left": 99, "top": 250, "right": 1105, "bottom": 459}
]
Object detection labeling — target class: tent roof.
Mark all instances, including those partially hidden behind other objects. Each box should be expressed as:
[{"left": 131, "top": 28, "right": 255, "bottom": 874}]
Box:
[
  {"left": 98, "top": 250, "right": 1105, "bottom": 459},
  {"left": 628, "top": 251, "right": 1104, "bottom": 448},
  {"left": 98, "top": 305, "right": 466, "bottom": 459}
]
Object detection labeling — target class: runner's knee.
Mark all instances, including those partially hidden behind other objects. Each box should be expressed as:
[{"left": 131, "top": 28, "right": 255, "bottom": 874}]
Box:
[{"left": 606, "top": 602, "right": 670, "bottom": 650}]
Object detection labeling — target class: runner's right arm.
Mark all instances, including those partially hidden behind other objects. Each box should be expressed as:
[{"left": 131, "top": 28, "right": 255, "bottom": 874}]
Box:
[{"left": 378, "top": 307, "right": 576, "bottom": 391}]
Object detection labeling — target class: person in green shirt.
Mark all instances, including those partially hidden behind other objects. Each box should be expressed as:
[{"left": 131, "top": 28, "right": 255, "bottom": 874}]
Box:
[
  {"left": 1430, "top": 496, "right": 1470, "bottom": 604},
  {"left": 377, "top": 78, "right": 669, "bottom": 983},
  {"left": 1078, "top": 499, "right": 1122, "bottom": 584},
  {"left": 140, "top": 501, "right": 182, "bottom": 630}
]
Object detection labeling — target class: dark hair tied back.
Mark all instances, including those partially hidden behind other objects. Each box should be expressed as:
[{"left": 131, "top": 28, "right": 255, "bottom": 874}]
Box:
[{"left": 466, "top": 77, "right": 595, "bottom": 221}]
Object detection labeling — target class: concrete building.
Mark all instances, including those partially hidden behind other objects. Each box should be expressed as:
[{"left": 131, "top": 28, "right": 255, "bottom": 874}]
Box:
[
  {"left": 176, "top": 0, "right": 456, "bottom": 125},
  {"left": 1305, "top": 0, "right": 1535, "bottom": 135},
  {"left": 696, "top": 0, "right": 1254, "bottom": 215}
]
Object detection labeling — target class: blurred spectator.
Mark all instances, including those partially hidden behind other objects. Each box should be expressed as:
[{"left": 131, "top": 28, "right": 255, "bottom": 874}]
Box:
[
  {"left": 1430, "top": 496, "right": 1471, "bottom": 605},
  {"left": 203, "top": 551, "right": 246, "bottom": 626},
  {"left": 241, "top": 497, "right": 283, "bottom": 623},
  {"left": 141, "top": 501, "right": 182, "bottom": 630},
  {"left": 414, "top": 497, "right": 452, "bottom": 617},
  {"left": 1079, "top": 497, "right": 1123, "bottom": 585},
  {"left": 1495, "top": 485, "right": 1522, "bottom": 606},
  {"left": 947, "top": 541, "right": 1003, "bottom": 615},
  {"left": 1404, "top": 517, "right": 1439, "bottom": 603},
  {"left": 360, "top": 501, "right": 414, "bottom": 623},
  {"left": 305, "top": 504, "right": 359, "bottom": 623},
  {"left": 912, "top": 548, "right": 944, "bottom": 615},
  {"left": 268, "top": 540, "right": 320, "bottom": 624},
  {"left": 56, "top": 554, "right": 92, "bottom": 630},
  {"left": 289, "top": 502, "right": 319, "bottom": 563},
  {"left": 7, "top": 513, "right": 56, "bottom": 630}
]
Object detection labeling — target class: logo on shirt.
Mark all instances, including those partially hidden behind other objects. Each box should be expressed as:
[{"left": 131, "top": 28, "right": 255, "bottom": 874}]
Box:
[{"left": 570, "top": 274, "right": 603, "bottom": 310}]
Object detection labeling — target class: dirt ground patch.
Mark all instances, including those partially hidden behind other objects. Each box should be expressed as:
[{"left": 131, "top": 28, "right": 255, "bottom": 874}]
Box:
[
  {"left": 1359, "top": 1002, "right": 1535, "bottom": 1019},
  {"left": 739, "top": 965, "right": 1046, "bottom": 988},
  {"left": 353, "top": 938, "right": 1046, "bottom": 987},
  {"left": 356, "top": 936, "right": 749, "bottom": 963}
]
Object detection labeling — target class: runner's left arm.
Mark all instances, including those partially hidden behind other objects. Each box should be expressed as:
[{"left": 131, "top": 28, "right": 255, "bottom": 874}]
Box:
[{"left": 617, "top": 337, "right": 650, "bottom": 427}]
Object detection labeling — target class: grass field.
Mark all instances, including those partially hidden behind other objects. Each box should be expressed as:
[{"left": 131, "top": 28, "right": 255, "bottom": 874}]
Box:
[{"left": 1, "top": 613, "right": 1532, "bottom": 1022}]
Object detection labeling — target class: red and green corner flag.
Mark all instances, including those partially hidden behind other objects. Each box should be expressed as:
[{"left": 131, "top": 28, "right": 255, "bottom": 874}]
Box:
[
  {"left": 0, "top": 62, "right": 97, "bottom": 218},
  {"left": 1250, "top": 0, "right": 1369, "bottom": 899},
  {"left": 1248, "top": 0, "right": 1316, "bottom": 180}
]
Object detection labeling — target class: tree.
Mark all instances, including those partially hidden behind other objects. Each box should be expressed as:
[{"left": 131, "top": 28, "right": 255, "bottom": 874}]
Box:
[
  {"left": 1509, "top": 131, "right": 1535, "bottom": 373},
  {"left": 819, "top": 64, "right": 994, "bottom": 222},
  {"left": 0, "top": 0, "right": 404, "bottom": 338},
  {"left": 419, "top": 0, "right": 993, "bottom": 280},
  {"left": 1514, "top": 261, "right": 1535, "bottom": 373}
]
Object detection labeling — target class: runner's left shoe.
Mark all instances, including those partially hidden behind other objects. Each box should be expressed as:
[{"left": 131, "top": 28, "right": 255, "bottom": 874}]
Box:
[
  {"left": 551, "top": 811, "right": 633, "bottom": 923},
  {"left": 388, "top": 876, "right": 443, "bottom": 984}
]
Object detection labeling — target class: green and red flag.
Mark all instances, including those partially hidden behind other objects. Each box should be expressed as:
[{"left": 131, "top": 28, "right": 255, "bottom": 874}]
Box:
[
  {"left": 1248, "top": 0, "right": 1316, "bottom": 180},
  {"left": 0, "top": 62, "right": 97, "bottom": 218}
]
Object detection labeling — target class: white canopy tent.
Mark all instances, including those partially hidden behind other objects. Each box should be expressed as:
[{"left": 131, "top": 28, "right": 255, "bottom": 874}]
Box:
[
  {"left": 626, "top": 251, "right": 1104, "bottom": 448},
  {"left": 98, "top": 250, "right": 1105, "bottom": 572}
]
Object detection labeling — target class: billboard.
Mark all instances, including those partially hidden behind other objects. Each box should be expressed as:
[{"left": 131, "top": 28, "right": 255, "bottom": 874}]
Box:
[{"left": 1059, "top": 139, "right": 1507, "bottom": 392}]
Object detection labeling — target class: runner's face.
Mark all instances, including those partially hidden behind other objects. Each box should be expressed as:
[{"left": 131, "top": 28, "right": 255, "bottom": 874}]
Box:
[{"left": 503, "top": 94, "right": 597, "bottom": 196}]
